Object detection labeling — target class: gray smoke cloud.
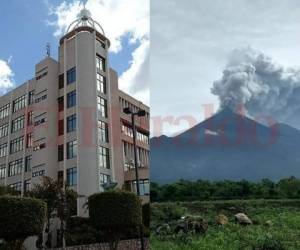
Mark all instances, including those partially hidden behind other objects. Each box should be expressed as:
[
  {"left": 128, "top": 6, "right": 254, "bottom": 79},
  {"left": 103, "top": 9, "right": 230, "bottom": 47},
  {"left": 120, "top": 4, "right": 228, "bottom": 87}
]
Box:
[{"left": 211, "top": 47, "right": 300, "bottom": 128}]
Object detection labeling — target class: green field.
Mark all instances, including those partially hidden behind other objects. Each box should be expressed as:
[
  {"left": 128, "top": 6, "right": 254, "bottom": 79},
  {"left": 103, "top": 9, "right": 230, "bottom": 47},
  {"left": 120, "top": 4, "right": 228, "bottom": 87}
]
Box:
[{"left": 151, "top": 200, "right": 300, "bottom": 250}]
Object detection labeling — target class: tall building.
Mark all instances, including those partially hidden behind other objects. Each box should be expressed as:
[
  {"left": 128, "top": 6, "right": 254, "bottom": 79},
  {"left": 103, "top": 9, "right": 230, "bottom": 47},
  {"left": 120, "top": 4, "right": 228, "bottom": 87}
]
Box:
[{"left": 0, "top": 8, "right": 149, "bottom": 216}]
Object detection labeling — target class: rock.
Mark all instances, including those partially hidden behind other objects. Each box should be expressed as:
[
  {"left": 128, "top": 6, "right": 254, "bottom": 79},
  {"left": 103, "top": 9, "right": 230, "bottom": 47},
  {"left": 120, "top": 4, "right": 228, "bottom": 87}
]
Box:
[
  {"left": 216, "top": 214, "right": 229, "bottom": 225},
  {"left": 156, "top": 223, "right": 171, "bottom": 235},
  {"left": 234, "top": 213, "right": 252, "bottom": 225},
  {"left": 265, "top": 220, "right": 273, "bottom": 227},
  {"left": 191, "top": 220, "right": 208, "bottom": 234}
]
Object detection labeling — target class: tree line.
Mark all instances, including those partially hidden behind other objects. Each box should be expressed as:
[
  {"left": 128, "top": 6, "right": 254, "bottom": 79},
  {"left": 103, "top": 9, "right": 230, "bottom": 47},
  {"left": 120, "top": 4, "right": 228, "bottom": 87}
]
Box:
[{"left": 151, "top": 176, "right": 300, "bottom": 202}]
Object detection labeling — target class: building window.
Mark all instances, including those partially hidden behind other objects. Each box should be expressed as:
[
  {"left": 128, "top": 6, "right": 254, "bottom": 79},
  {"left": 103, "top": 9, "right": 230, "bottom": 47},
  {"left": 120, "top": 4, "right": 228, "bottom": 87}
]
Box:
[
  {"left": 98, "top": 146, "right": 110, "bottom": 169},
  {"left": 35, "top": 94, "right": 47, "bottom": 103},
  {"left": 59, "top": 74, "right": 64, "bottom": 89},
  {"left": 8, "top": 158, "right": 23, "bottom": 177},
  {"left": 0, "top": 123, "right": 8, "bottom": 138},
  {"left": 97, "top": 96, "right": 107, "bottom": 118},
  {"left": 10, "top": 136, "right": 24, "bottom": 154},
  {"left": 132, "top": 179, "right": 150, "bottom": 196},
  {"left": 67, "top": 114, "right": 76, "bottom": 133},
  {"left": 36, "top": 71, "right": 47, "bottom": 80},
  {"left": 99, "top": 173, "right": 110, "bottom": 184},
  {"left": 58, "top": 145, "right": 64, "bottom": 162},
  {"left": 58, "top": 97, "right": 64, "bottom": 112},
  {"left": 25, "top": 155, "right": 32, "bottom": 172},
  {"left": 28, "top": 90, "right": 35, "bottom": 105},
  {"left": 67, "top": 140, "right": 77, "bottom": 159},
  {"left": 33, "top": 142, "right": 46, "bottom": 151},
  {"left": 0, "top": 103, "right": 10, "bottom": 119},
  {"left": 67, "top": 91, "right": 76, "bottom": 108},
  {"left": 9, "top": 182, "right": 22, "bottom": 192},
  {"left": 67, "top": 67, "right": 76, "bottom": 84},
  {"left": 34, "top": 113, "right": 47, "bottom": 127},
  {"left": 96, "top": 55, "right": 105, "bottom": 71},
  {"left": 0, "top": 143, "right": 7, "bottom": 158},
  {"left": 98, "top": 121, "right": 108, "bottom": 143},
  {"left": 58, "top": 119, "right": 64, "bottom": 136},
  {"left": 0, "top": 165, "right": 6, "bottom": 179},
  {"left": 27, "top": 111, "right": 34, "bottom": 126},
  {"left": 97, "top": 73, "right": 106, "bottom": 94},
  {"left": 11, "top": 115, "right": 25, "bottom": 133},
  {"left": 13, "top": 95, "right": 26, "bottom": 113},
  {"left": 26, "top": 133, "right": 33, "bottom": 148},
  {"left": 24, "top": 179, "right": 31, "bottom": 193},
  {"left": 32, "top": 170, "right": 45, "bottom": 177},
  {"left": 67, "top": 167, "right": 77, "bottom": 186}
]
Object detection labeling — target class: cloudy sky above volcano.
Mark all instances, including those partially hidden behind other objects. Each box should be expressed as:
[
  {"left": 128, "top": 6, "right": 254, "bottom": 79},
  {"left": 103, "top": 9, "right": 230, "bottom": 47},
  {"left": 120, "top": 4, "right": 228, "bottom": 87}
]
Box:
[{"left": 151, "top": 0, "right": 300, "bottom": 136}]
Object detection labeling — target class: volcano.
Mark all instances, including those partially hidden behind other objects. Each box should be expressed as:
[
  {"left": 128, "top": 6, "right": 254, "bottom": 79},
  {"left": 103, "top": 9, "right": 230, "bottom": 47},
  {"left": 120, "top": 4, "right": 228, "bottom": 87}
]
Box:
[{"left": 150, "top": 108, "right": 300, "bottom": 183}]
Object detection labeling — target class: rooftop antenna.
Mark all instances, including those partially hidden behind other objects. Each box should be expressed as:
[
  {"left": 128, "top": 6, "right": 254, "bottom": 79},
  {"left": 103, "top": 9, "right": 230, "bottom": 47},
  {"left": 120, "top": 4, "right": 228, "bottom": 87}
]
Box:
[{"left": 46, "top": 43, "right": 51, "bottom": 57}]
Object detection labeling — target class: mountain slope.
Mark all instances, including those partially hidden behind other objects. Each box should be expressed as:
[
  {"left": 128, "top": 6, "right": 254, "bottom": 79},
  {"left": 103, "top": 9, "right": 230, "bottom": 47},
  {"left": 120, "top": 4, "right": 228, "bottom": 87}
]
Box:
[{"left": 151, "top": 108, "right": 300, "bottom": 183}]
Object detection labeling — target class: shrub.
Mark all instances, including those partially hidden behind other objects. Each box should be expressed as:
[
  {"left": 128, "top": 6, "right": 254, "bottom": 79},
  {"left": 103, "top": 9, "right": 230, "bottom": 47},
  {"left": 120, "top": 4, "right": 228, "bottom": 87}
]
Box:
[
  {"left": 252, "top": 234, "right": 286, "bottom": 250},
  {"left": 88, "top": 190, "right": 142, "bottom": 250},
  {"left": 0, "top": 196, "right": 46, "bottom": 250},
  {"left": 65, "top": 217, "right": 98, "bottom": 246}
]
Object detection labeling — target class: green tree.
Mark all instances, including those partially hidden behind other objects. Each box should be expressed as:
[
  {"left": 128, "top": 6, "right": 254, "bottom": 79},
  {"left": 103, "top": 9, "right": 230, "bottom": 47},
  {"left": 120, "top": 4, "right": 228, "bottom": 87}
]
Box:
[
  {"left": 29, "top": 176, "right": 78, "bottom": 248},
  {"left": 88, "top": 190, "right": 142, "bottom": 250},
  {"left": 0, "top": 196, "right": 46, "bottom": 250}
]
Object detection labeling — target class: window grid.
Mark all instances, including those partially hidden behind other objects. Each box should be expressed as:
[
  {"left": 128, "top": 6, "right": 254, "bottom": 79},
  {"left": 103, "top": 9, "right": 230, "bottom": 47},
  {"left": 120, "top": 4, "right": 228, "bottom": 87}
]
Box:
[
  {"left": 97, "top": 96, "right": 107, "bottom": 118},
  {"left": 25, "top": 155, "right": 32, "bottom": 172},
  {"left": 67, "top": 91, "right": 76, "bottom": 108},
  {"left": 0, "top": 123, "right": 9, "bottom": 138},
  {"left": 98, "top": 146, "right": 110, "bottom": 169},
  {"left": 67, "top": 114, "right": 76, "bottom": 133},
  {"left": 10, "top": 136, "right": 24, "bottom": 154},
  {"left": 67, "top": 140, "right": 77, "bottom": 159},
  {"left": 96, "top": 55, "right": 105, "bottom": 71},
  {"left": 97, "top": 73, "right": 106, "bottom": 94},
  {"left": 0, "top": 165, "right": 6, "bottom": 179},
  {"left": 11, "top": 115, "right": 25, "bottom": 133},
  {"left": 0, "top": 104, "right": 10, "bottom": 119},
  {"left": 0, "top": 143, "right": 8, "bottom": 158},
  {"left": 98, "top": 120, "right": 109, "bottom": 143},
  {"left": 67, "top": 167, "right": 77, "bottom": 186},
  {"left": 13, "top": 95, "right": 26, "bottom": 113},
  {"left": 8, "top": 158, "right": 23, "bottom": 177},
  {"left": 67, "top": 67, "right": 76, "bottom": 84}
]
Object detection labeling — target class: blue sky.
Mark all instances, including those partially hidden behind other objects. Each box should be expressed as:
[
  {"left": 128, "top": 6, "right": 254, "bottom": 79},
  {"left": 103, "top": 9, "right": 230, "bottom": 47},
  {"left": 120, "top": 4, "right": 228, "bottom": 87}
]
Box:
[{"left": 0, "top": 0, "right": 149, "bottom": 104}]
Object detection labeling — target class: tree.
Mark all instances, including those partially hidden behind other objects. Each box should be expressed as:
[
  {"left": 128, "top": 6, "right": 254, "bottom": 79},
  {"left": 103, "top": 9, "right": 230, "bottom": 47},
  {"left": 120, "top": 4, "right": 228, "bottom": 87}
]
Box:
[
  {"left": 29, "top": 176, "right": 78, "bottom": 248},
  {"left": 88, "top": 191, "right": 142, "bottom": 250},
  {"left": 0, "top": 196, "right": 46, "bottom": 250}
]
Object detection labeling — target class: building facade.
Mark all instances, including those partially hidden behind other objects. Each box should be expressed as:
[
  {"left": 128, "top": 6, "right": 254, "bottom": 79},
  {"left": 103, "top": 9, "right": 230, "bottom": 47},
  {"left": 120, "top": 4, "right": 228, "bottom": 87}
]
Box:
[{"left": 0, "top": 9, "right": 149, "bottom": 216}]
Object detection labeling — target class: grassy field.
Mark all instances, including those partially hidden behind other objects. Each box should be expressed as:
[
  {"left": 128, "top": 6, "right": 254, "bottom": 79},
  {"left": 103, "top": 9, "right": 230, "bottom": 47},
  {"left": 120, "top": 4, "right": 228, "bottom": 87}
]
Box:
[{"left": 151, "top": 200, "right": 300, "bottom": 250}]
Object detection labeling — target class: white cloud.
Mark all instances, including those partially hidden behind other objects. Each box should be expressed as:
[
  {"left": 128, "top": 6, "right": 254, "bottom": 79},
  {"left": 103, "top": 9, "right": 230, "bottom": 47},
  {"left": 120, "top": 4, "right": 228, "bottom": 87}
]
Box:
[
  {"left": 47, "top": 0, "right": 149, "bottom": 105},
  {"left": 0, "top": 58, "right": 15, "bottom": 96}
]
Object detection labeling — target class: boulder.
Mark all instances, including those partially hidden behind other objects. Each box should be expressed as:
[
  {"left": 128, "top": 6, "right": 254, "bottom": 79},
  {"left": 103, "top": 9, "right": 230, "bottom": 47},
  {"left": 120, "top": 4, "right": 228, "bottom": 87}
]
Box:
[
  {"left": 234, "top": 213, "right": 252, "bottom": 225},
  {"left": 216, "top": 214, "right": 229, "bottom": 225}
]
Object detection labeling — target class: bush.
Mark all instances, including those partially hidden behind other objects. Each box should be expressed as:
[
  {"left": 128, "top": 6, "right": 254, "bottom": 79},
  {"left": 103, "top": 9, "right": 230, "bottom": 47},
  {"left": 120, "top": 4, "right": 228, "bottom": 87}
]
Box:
[
  {"left": 88, "top": 190, "right": 142, "bottom": 250},
  {"left": 0, "top": 196, "right": 46, "bottom": 250},
  {"left": 66, "top": 217, "right": 99, "bottom": 246}
]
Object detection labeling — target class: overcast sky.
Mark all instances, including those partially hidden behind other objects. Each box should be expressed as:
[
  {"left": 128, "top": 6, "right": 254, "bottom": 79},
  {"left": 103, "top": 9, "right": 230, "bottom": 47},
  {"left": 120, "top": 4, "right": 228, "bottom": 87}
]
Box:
[{"left": 151, "top": 0, "right": 300, "bottom": 136}]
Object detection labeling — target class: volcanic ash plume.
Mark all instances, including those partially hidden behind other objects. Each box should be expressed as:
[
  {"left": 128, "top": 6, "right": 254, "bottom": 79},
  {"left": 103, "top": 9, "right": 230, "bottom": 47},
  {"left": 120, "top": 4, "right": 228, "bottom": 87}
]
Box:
[{"left": 211, "top": 48, "right": 300, "bottom": 128}]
